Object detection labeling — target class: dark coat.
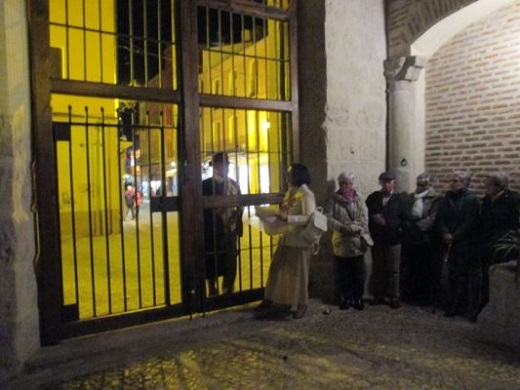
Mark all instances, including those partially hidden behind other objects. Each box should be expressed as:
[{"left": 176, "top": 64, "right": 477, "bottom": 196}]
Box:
[
  {"left": 365, "top": 191, "right": 408, "bottom": 246},
  {"left": 436, "top": 188, "right": 479, "bottom": 254},
  {"left": 202, "top": 177, "right": 243, "bottom": 278},
  {"left": 479, "top": 189, "right": 520, "bottom": 264},
  {"left": 479, "top": 189, "right": 520, "bottom": 244}
]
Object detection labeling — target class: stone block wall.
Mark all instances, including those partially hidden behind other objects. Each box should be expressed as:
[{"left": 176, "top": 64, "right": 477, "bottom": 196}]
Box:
[
  {"left": 425, "top": 1, "right": 520, "bottom": 192},
  {"left": 0, "top": 0, "right": 40, "bottom": 380},
  {"left": 304, "top": 0, "right": 387, "bottom": 302}
]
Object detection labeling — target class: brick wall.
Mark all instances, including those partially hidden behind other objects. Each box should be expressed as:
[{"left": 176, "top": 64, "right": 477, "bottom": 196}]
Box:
[{"left": 425, "top": 1, "right": 520, "bottom": 194}]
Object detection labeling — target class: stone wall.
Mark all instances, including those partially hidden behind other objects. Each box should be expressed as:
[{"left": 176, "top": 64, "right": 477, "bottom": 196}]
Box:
[
  {"left": 0, "top": 0, "right": 40, "bottom": 380},
  {"left": 425, "top": 1, "right": 520, "bottom": 193},
  {"left": 302, "top": 0, "right": 387, "bottom": 302}
]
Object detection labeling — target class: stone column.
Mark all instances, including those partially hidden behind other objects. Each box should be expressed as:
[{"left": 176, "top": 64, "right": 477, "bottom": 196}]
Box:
[
  {"left": 384, "top": 56, "right": 425, "bottom": 193},
  {"left": 0, "top": 0, "right": 39, "bottom": 378}
]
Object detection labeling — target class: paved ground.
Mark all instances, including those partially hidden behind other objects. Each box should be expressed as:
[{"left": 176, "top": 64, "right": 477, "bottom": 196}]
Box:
[{"left": 6, "top": 300, "right": 520, "bottom": 390}]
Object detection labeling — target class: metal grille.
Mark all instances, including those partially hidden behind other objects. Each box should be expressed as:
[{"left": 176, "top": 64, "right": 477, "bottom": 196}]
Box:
[
  {"left": 200, "top": 108, "right": 291, "bottom": 297},
  {"left": 55, "top": 100, "right": 181, "bottom": 319},
  {"left": 49, "top": 0, "right": 178, "bottom": 88},
  {"left": 32, "top": 0, "right": 298, "bottom": 341},
  {"left": 197, "top": 5, "right": 290, "bottom": 100}
]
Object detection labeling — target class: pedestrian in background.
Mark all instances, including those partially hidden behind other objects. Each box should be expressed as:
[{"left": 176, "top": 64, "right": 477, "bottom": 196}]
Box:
[{"left": 124, "top": 184, "right": 136, "bottom": 220}]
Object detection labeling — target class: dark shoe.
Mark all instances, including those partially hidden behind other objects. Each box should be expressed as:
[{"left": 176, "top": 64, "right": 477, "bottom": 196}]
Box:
[
  {"left": 292, "top": 304, "right": 307, "bottom": 319},
  {"left": 352, "top": 299, "right": 364, "bottom": 311},
  {"left": 389, "top": 299, "right": 401, "bottom": 309},
  {"left": 370, "top": 297, "right": 384, "bottom": 306},
  {"left": 339, "top": 299, "right": 350, "bottom": 310},
  {"left": 254, "top": 299, "right": 273, "bottom": 312}
]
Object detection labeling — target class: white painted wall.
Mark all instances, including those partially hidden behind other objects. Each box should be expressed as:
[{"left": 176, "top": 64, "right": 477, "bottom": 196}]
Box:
[{"left": 323, "top": 0, "right": 387, "bottom": 196}]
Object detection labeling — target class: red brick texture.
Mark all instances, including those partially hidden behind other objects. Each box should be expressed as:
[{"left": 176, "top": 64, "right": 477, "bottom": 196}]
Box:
[{"left": 425, "top": 2, "right": 520, "bottom": 193}]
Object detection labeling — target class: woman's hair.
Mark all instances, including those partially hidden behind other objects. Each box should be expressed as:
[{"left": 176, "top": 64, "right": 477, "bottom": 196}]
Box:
[
  {"left": 485, "top": 173, "right": 509, "bottom": 190},
  {"left": 453, "top": 170, "right": 472, "bottom": 187},
  {"left": 338, "top": 172, "right": 355, "bottom": 183},
  {"left": 289, "top": 163, "right": 311, "bottom": 186}
]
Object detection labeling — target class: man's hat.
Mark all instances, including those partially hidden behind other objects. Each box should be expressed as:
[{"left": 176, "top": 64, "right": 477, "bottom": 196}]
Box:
[
  {"left": 211, "top": 152, "right": 230, "bottom": 165},
  {"left": 378, "top": 171, "right": 396, "bottom": 181}
]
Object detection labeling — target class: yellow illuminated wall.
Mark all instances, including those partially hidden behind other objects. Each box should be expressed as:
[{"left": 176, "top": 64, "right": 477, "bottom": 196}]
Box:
[
  {"left": 50, "top": 0, "right": 123, "bottom": 236},
  {"left": 199, "top": 18, "right": 289, "bottom": 194}
]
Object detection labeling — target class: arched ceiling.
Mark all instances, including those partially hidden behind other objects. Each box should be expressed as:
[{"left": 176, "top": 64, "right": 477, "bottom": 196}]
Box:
[{"left": 412, "top": 0, "right": 518, "bottom": 57}]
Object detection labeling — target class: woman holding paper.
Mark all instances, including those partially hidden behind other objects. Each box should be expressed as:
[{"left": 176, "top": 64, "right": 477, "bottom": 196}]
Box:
[{"left": 254, "top": 163, "right": 316, "bottom": 319}]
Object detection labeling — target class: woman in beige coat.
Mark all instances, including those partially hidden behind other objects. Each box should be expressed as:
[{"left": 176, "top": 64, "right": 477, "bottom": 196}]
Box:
[
  {"left": 254, "top": 164, "right": 316, "bottom": 319},
  {"left": 326, "top": 172, "right": 370, "bottom": 310}
]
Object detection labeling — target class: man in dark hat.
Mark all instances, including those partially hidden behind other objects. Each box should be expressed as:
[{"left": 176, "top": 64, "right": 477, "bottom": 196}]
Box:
[
  {"left": 365, "top": 171, "right": 408, "bottom": 308},
  {"left": 202, "top": 152, "right": 243, "bottom": 296}
]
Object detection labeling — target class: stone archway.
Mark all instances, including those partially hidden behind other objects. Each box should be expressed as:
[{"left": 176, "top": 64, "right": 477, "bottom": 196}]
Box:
[{"left": 385, "top": 0, "right": 518, "bottom": 192}]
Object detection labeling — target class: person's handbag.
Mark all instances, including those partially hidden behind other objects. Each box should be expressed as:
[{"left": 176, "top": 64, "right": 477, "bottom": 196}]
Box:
[
  {"left": 359, "top": 232, "right": 374, "bottom": 253},
  {"left": 300, "top": 207, "right": 328, "bottom": 251}
]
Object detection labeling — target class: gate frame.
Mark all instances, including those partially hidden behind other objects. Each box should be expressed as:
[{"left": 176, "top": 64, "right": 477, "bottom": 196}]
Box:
[{"left": 29, "top": 0, "right": 299, "bottom": 345}]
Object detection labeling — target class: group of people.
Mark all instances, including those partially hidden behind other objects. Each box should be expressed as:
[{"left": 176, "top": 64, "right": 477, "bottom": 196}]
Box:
[{"left": 203, "top": 151, "right": 520, "bottom": 322}]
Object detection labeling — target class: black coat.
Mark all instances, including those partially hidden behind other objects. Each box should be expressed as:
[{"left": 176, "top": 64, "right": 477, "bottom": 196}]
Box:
[{"left": 366, "top": 191, "right": 408, "bottom": 245}]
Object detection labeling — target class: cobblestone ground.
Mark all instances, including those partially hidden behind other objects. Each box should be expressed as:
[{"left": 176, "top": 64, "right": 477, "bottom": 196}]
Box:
[{"left": 9, "top": 301, "right": 520, "bottom": 390}]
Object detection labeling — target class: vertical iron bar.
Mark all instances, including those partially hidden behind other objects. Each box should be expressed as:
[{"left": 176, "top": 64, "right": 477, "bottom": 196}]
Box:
[
  {"left": 218, "top": 9, "right": 224, "bottom": 96},
  {"left": 145, "top": 112, "right": 158, "bottom": 306},
  {"left": 159, "top": 111, "right": 171, "bottom": 304},
  {"left": 206, "top": 7, "right": 212, "bottom": 95},
  {"left": 65, "top": 0, "right": 70, "bottom": 79},
  {"left": 230, "top": 13, "right": 235, "bottom": 97},
  {"left": 82, "top": 0, "right": 87, "bottom": 81},
  {"left": 100, "top": 108, "right": 112, "bottom": 313},
  {"left": 84, "top": 106, "right": 97, "bottom": 316},
  {"left": 132, "top": 111, "right": 143, "bottom": 308},
  {"left": 98, "top": 0, "right": 103, "bottom": 83},
  {"left": 157, "top": 0, "right": 162, "bottom": 88},
  {"left": 117, "top": 109, "right": 128, "bottom": 311},
  {"left": 129, "top": 0, "right": 135, "bottom": 84},
  {"left": 241, "top": 14, "right": 247, "bottom": 98},
  {"left": 143, "top": 0, "right": 149, "bottom": 86},
  {"left": 67, "top": 106, "right": 80, "bottom": 311},
  {"left": 263, "top": 17, "right": 269, "bottom": 99}
]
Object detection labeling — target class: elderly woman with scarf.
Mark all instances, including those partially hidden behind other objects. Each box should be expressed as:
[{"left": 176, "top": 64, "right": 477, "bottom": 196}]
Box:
[
  {"left": 325, "top": 172, "right": 370, "bottom": 310},
  {"left": 401, "top": 172, "right": 442, "bottom": 305}
]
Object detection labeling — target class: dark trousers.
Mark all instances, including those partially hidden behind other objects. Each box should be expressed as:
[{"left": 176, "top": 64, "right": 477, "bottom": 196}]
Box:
[
  {"left": 370, "top": 244, "right": 401, "bottom": 300},
  {"left": 206, "top": 234, "right": 238, "bottom": 295},
  {"left": 401, "top": 240, "right": 442, "bottom": 305},
  {"left": 446, "top": 249, "right": 481, "bottom": 315},
  {"left": 334, "top": 255, "right": 365, "bottom": 302}
]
